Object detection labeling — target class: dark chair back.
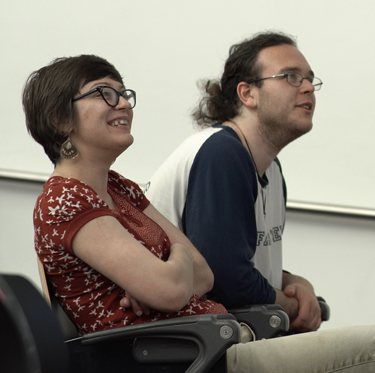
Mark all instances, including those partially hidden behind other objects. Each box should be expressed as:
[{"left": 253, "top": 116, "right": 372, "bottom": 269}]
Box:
[{"left": 0, "top": 274, "right": 69, "bottom": 373}]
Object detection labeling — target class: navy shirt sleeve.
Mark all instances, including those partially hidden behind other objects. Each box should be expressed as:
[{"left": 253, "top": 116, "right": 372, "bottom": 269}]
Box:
[{"left": 182, "top": 128, "right": 276, "bottom": 308}]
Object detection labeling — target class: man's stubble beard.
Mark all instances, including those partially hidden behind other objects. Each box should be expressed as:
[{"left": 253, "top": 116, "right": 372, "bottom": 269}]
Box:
[{"left": 257, "top": 101, "right": 312, "bottom": 152}]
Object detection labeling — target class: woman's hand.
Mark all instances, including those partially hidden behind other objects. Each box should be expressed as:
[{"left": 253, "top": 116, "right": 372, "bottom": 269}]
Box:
[{"left": 120, "top": 292, "right": 150, "bottom": 317}]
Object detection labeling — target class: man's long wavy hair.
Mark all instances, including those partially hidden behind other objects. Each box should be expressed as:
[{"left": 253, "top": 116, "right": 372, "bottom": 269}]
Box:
[{"left": 192, "top": 31, "right": 297, "bottom": 127}]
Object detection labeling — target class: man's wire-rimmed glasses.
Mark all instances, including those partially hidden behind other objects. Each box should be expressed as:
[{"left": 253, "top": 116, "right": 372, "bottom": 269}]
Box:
[
  {"left": 248, "top": 73, "right": 323, "bottom": 91},
  {"left": 72, "top": 86, "right": 136, "bottom": 108}
]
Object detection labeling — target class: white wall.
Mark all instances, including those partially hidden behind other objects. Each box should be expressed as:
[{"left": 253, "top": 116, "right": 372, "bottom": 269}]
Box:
[
  {"left": 0, "top": 179, "right": 43, "bottom": 289},
  {"left": 283, "top": 210, "right": 375, "bottom": 330},
  {"left": 1, "top": 177, "right": 374, "bottom": 330},
  {"left": 1, "top": 0, "right": 375, "bottom": 331},
  {"left": 1, "top": 0, "right": 375, "bottom": 209}
]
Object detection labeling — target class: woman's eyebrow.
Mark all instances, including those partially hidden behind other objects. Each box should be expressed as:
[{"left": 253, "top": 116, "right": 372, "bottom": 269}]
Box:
[{"left": 88, "top": 81, "right": 125, "bottom": 90}]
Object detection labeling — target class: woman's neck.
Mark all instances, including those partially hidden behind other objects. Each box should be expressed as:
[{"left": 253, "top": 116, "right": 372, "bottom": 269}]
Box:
[{"left": 53, "top": 159, "right": 112, "bottom": 204}]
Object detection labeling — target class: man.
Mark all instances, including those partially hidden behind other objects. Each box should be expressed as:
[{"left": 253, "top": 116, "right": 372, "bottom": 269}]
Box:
[{"left": 145, "top": 32, "right": 322, "bottom": 332}]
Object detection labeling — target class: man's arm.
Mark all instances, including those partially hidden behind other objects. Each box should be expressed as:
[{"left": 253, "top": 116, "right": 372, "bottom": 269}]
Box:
[{"left": 184, "top": 131, "right": 276, "bottom": 307}]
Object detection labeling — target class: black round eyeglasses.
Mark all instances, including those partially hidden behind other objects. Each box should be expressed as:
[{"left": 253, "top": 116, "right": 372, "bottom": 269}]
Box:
[{"left": 72, "top": 86, "right": 136, "bottom": 108}]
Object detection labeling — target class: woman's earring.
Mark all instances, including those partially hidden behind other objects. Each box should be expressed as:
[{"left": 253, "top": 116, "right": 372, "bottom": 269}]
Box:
[{"left": 60, "top": 135, "right": 79, "bottom": 159}]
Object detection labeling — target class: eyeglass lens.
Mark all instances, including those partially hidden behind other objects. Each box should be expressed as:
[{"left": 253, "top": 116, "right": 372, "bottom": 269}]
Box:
[
  {"left": 287, "top": 74, "right": 322, "bottom": 91},
  {"left": 101, "top": 87, "right": 135, "bottom": 108}
]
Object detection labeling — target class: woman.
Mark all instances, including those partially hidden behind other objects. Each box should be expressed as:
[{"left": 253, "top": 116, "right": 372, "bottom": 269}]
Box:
[
  {"left": 23, "top": 55, "right": 375, "bottom": 372},
  {"left": 24, "top": 55, "right": 222, "bottom": 335}
]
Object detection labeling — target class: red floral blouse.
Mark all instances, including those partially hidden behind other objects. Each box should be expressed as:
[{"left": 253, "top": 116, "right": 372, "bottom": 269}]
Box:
[{"left": 34, "top": 170, "right": 226, "bottom": 335}]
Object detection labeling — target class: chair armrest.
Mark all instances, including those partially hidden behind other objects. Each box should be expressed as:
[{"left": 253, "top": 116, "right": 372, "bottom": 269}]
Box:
[
  {"left": 82, "top": 313, "right": 241, "bottom": 373},
  {"left": 317, "top": 296, "right": 330, "bottom": 322},
  {"left": 228, "top": 304, "right": 289, "bottom": 339}
]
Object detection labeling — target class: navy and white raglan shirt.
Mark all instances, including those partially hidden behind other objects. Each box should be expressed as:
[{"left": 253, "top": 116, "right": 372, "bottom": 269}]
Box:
[{"left": 145, "top": 125, "right": 286, "bottom": 308}]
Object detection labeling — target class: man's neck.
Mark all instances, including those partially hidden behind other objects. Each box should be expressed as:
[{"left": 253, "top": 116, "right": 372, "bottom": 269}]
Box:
[{"left": 223, "top": 118, "right": 279, "bottom": 177}]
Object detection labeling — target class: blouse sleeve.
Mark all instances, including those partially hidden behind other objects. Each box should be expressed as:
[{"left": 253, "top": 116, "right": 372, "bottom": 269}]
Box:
[
  {"left": 108, "top": 170, "right": 150, "bottom": 211},
  {"left": 35, "top": 177, "right": 113, "bottom": 259}
]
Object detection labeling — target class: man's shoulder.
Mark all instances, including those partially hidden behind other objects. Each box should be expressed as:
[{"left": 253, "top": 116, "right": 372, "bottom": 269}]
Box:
[
  {"left": 194, "top": 125, "right": 251, "bottom": 169},
  {"left": 173, "top": 125, "right": 225, "bottom": 157},
  {"left": 145, "top": 126, "right": 226, "bottom": 227},
  {"left": 148, "top": 126, "right": 224, "bottom": 179}
]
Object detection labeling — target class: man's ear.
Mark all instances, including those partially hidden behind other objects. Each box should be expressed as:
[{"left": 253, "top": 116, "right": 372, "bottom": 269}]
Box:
[{"left": 237, "top": 82, "right": 257, "bottom": 109}]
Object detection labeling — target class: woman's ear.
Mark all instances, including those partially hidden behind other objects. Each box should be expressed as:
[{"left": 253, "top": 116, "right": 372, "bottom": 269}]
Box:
[
  {"left": 54, "top": 117, "right": 74, "bottom": 136},
  {"left": 237, "top": 82, "right": 257, "bottom": 109}
]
